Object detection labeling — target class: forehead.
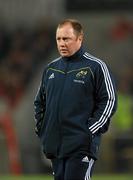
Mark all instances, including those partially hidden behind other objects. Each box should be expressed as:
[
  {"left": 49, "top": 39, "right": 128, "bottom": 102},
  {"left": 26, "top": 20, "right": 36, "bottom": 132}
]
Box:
[{"left": 56, "top": 23, "right": 75, "bottom": 37}]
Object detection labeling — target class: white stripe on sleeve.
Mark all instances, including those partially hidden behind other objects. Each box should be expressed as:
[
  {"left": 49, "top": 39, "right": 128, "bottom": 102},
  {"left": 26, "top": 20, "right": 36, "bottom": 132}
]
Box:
[{"left": 83, "top": 53, "right": 115, "bottom": 134}]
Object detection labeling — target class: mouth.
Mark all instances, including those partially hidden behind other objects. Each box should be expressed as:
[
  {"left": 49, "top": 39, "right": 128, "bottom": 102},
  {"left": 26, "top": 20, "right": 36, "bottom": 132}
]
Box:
[{"left": 60, "top": 49, "right": 68, "bottom": 53}]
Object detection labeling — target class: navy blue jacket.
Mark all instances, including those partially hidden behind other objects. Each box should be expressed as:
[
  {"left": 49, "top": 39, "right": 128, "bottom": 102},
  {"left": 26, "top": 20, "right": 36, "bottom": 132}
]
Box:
[{"left": 34, "top": 47, "right": 117, "bottom": 160}]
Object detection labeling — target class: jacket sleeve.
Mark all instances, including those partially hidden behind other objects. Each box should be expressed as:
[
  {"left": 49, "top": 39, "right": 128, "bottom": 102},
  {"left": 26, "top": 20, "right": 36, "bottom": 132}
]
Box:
[
  {"left": 34, "top": 70, "right": 46, "bottom": 136},
  {"left": 88, "top": 62, "right": 117, "bottom": 135}
]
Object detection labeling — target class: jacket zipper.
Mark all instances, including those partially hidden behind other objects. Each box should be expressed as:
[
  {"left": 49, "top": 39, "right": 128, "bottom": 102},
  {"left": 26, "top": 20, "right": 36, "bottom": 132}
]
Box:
[{"left": 57, "top": 59, "right": 69, "bottom": 157}]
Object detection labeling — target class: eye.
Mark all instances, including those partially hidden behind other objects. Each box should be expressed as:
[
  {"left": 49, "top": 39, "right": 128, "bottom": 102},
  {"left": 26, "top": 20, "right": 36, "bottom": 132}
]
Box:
[
  {"left": 56, "top": 37, "right": 61, "bottom": 41},
  {"left": 61, "top": 37, "right": 66, "bottom": 42},
  {"left": 63, "top": 37, "right": 71, "bottom": 42},
  {"left": 56, "top": 37, "right": 71, "bottom": 42}
]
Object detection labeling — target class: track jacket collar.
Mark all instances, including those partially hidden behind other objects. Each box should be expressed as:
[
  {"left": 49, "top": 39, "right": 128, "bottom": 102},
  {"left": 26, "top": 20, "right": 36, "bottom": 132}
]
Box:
[{"left": 62, "top": 46, "right": 85, "bottom": 61}]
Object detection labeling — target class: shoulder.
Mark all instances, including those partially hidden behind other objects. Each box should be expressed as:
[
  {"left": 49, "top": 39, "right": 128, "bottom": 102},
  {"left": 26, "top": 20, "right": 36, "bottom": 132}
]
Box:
[
  {"left": 47, "top": 56, "right": 61, "bottom": 67},
  {"left": 42, "top": 57, "right": 61, "bottom": 72},
  {"left": 83, "top": 52, "right": 112, "bottom": 79},
  {"left": 41, "top": 57, "right": 61, "bottom": 75},
  {"left": 83, "top": 51, "right": 107, "bottom": 68}
]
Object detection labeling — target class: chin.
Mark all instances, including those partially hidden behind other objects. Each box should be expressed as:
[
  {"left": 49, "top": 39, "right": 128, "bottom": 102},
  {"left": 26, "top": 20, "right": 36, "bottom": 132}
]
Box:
[{"left": 61, "top": 53, "right": 69, "bottom": 57}]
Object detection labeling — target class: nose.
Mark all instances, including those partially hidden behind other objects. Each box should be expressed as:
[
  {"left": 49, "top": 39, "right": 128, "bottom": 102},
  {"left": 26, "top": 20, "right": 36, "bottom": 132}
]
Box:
[{"left": 58, "top": 39, "right": 65, "bottom": 47}]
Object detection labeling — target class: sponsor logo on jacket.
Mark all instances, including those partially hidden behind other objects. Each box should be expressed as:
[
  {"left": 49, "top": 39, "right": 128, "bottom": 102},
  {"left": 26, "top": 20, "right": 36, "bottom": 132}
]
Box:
[{"left": 76, "top": 70, "right": 88, "bottom": 78}]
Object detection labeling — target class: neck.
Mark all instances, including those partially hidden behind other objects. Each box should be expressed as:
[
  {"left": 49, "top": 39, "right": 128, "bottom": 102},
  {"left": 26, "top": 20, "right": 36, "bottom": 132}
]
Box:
[{"left": 62, "top": 46, "right": 85, "bottom": 61}]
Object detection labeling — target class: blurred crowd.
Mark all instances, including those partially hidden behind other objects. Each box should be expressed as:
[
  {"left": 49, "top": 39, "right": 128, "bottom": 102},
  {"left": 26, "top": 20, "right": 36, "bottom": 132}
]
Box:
[
  {"left": 0, "top": 24, "right": 54, "bottom": 108},
  {"left": 109, "top": 17, "right": 133, "bottom": 135}
]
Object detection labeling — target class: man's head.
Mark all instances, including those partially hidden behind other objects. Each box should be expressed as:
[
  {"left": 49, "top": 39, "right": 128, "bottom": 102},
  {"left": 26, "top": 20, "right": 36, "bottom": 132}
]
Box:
[{"left": 56, "top": 19, "right": 84, "bottom": 57}]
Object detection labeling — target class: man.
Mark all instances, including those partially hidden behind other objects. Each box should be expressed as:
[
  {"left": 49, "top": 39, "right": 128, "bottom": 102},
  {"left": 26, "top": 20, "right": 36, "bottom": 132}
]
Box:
[{"left": 34, "top": 19, "right": 117, "bottom": 180}]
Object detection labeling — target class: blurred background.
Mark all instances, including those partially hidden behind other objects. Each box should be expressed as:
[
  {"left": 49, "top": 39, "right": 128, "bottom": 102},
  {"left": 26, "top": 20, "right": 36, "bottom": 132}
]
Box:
[{"left": 0, "top": 0, "right": 133, "bottom": 176}]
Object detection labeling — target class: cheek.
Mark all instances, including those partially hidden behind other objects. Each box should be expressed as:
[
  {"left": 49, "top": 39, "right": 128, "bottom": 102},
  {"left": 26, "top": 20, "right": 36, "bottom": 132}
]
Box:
[
  {"left": 67, "top": 42, "right": 75, "bottom": 49},
  {"left": 56, "top": 43, "right": 60, "bottom": 49},
  {"left": 69, "top": 43, "right": 78, "bottom": 51}
]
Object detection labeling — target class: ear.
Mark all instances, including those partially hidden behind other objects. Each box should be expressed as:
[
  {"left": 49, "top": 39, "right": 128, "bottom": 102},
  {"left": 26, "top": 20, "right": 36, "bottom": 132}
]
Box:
[{"left": 78, "top": 34, "right": 83, "bottom": 42}]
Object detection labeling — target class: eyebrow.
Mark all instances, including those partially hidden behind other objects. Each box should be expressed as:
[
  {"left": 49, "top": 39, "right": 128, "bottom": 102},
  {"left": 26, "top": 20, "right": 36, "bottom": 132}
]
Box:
[{"left": 56, "top": 37, "right": 71, "bottom": 40}]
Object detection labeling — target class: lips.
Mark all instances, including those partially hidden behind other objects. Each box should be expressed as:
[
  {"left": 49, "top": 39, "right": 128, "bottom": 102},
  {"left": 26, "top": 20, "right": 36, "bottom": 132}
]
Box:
[{"left": 60, "top": 49, "right": 68, "bottom": 53}]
